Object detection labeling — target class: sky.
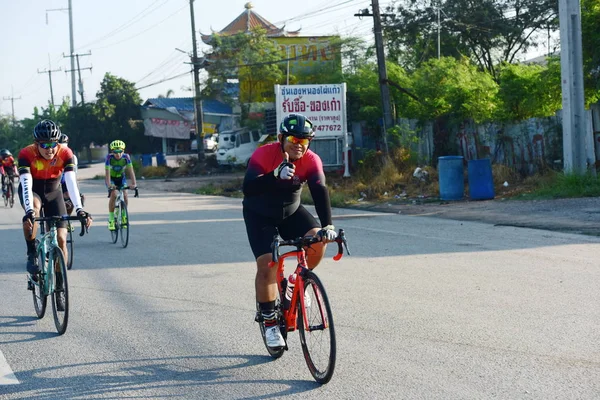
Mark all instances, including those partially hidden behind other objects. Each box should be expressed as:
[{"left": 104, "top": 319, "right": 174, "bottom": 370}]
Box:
[{"left": 0, "top": 0, "right": 550, "bottom": 121}]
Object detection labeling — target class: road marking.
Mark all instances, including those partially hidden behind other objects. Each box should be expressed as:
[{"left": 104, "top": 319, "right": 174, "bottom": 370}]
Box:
[{"left": 0, "top": 350, "right": 19, "bottom": 385}]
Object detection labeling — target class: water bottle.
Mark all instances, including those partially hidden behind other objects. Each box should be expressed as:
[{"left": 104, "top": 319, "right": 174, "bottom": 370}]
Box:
[{"left": 283, "top": 273, "right": 297, "bottom": 310}]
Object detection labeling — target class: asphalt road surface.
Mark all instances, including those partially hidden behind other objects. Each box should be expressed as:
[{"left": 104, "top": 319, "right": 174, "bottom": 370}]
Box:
[{"left": 1, "top": 179, "right": 599, "bottom": 399}]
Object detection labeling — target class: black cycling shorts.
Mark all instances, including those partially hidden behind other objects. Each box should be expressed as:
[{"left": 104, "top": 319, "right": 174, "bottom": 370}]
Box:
[
  {"left": 243, "top": 205, "right": 320, "bottom": 259},
  {"left": 111, "top": 176, "right": 125, "bottom": 189},
  {"left": 18, "top": 181, "right": 68, "bottom": 229}
]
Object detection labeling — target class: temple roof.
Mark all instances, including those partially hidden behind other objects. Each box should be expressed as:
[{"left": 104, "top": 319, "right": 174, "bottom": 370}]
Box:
[{"left": 201, "top": 3, "right": 300, "bottom": 44}]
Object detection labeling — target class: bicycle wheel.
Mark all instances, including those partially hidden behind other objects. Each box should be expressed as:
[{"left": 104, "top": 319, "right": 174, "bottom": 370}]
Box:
[
  {"left": 66, "top": 222, "right": 74, "bottom": 270},
  {"left": 297, "top": 271, "right": 336, "bottom": 384},
  {"left": 8, "top": 182, "right": 14, "bottom": 208},
  {"left": 2, "top": 188, "right": 6, "bottom": 207},
  {"left": 51, "top": 247, "right": 69, "bottom": 335},
  {"left": 110, "top": 205, "right": 119, "bottom": 243},
  {"left": 32, "top": 246, "right": 47, "bottom": 319},
  {"left": 120, "top": 201, "right": 129, "bottom": 248},
  {"left": 256, "top": 298, "right": 286, "bottom": 359}
]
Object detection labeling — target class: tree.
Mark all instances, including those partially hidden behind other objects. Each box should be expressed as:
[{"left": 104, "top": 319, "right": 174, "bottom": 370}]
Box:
[
  {"left": 94, "top": 73, "right": 148, "bottom": 153},
  {"left": 203, "top": 28, "right": 285, "bottom": 122},
  {"left": 581, "top": 0, "right": 600, "bottom": 94},
  {"left": 157, "top": 89, "right": 175, "bottom": 98},
  {"left": 383, "top": 0, "right": 558, "bottom": 77}
]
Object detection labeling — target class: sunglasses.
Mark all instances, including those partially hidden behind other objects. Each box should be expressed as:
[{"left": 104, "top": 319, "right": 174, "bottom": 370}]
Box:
[
  {"left": 113, "top": 150, "right": 124, "bottom": 154},
  {"left": 285, "top": 135, "right": 311, "bottom": 146},
  {"left": 38, "top": 141, "right": 59, "bottom": 149}
]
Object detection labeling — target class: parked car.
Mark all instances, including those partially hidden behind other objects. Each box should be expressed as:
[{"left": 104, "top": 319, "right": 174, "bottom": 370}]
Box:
[
  {"left": 191, "top": 133, "right": 218, "bottom": 152},
  {"left": 216, "top": 128, "right": 263, "bottom": 167}
]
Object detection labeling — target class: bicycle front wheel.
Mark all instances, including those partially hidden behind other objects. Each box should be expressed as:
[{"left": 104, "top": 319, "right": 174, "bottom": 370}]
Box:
[
  {"left": 66, "top": 223, "right": 74, "bottom": 270},
  {"left": 110, "top": 205, "right": 119, "bottom": 244},
  {"left": 8, "top": 183, "right": 14, "bottom": 208},
  {"left": 32, "top": 246, "right": 47, "bottom": 319},
  {"left": 297, "top": 271, "right": 336, "bottom": 384},
  {"left": 120, "top": 201, "right": 129, "bottom": 248},
  {"left": 51, "top": 247, "right": 69, "bottom": 335}
]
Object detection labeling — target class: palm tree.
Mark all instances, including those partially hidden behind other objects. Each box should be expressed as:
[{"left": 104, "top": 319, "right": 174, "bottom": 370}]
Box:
[{"left": 157, "top": 89, "right": 175, "bottom": 98}]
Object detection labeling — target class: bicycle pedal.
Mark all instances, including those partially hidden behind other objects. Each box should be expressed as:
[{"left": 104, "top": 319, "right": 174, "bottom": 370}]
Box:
[{"left": 27, "top": 280, "right": 34, "bottom": 291}]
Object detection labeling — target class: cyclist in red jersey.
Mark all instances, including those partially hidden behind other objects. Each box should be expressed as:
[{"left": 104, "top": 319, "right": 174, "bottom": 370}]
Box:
[
  {"left": 242, "top": 113, "right": 337, "bottom": 349},
  {"left": 1, "top": 149, "right": 17, "bottom": 195},
  {"left": 18, "top": 119, "right": 92, "bottom": 278}
]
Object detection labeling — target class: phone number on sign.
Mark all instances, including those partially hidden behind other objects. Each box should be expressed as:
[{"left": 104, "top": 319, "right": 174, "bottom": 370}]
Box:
[{"left": 315, "top": 124, "right": 342, "bottom": 132}]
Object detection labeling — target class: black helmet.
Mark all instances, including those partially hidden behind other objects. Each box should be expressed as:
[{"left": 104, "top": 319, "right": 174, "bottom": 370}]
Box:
[
  {"left": 59, "top": 134, "right": 69, "bottom": 144},
  {"left": 33, "top": 119, "right": 61, "bottom": 142},
  {"left": 0, "top": 149, "right": 10, "bottom": 157},
  {"left": 279, "top": 114, "right": 315, "bottom": 139}
]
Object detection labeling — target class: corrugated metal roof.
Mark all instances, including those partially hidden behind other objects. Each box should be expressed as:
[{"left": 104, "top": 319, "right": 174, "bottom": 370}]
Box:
[{"left": 143, "top": 98, "right": 234, "bottom": 115}]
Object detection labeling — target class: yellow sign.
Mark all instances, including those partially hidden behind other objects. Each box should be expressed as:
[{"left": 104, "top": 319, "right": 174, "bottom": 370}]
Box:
[
  {"left": 239, "top": 36, "right": 342, "bottom": 103},
  {"left": 203, "top": 122, "right": 216, "bottom": 134}
]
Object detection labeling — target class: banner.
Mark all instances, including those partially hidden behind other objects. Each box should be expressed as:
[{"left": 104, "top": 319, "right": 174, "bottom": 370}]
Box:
[{"left": 275, "top": 84, "right": 347, "bottom": 138}]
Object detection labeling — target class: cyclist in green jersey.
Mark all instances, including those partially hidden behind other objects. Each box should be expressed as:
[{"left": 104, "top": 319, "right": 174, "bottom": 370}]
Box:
[{"left": 104, "top": 140, "right": 137, "bottom": 231}]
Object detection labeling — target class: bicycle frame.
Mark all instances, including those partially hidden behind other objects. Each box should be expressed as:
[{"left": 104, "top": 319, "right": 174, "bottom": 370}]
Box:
[{"left": 269, "top": 230, "right": 349, "bottom": 333}]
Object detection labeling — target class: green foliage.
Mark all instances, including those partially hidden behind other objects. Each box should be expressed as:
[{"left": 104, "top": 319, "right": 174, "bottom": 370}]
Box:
[
  {"left": 582, "top": 0, "right": 600, "bottom": 92},
  {"left": 519, "top": 172, "right": 600, "bottom": 199},
  {"left": 496, "top": 61, "right": 562, "bottom": 121},
  {"left": 409, "top": 57, "right": 498, "bottom": 123},
  {"left": 383, "top": 0, "right": 558, "bottom": 77}
]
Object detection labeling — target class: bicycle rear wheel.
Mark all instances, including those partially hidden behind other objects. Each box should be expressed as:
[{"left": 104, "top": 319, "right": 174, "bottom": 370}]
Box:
[
  {"left": 256, "top": 298, "right": 286, "bottom": 359},
  {"left": 51, "top": 247, "right": 69, "bottom": 335},
  {"left": 110, "top": 205, "right": 119, "bottom": 243},
  {"left": 120, "top": 201, "right": 129, "bottom": 248},
  {"left": 66, "top": 222, "right": 74, "bottom": 270},
  {"left": 32, "top": 246, "right": 47, "bottom": 319},
  {"left": 297, "top": 271, "right": 336, "bottom": 384}
]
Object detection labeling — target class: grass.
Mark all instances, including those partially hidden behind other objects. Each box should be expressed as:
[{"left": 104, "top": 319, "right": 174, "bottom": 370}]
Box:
[{"left": 516, "top": 172, "right": 600, "bottom": 200}]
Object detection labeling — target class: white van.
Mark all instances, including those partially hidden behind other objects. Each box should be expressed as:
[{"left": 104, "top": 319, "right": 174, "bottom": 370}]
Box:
[{"left": 216, "top": 128, "right": 263, "bottom": 167}]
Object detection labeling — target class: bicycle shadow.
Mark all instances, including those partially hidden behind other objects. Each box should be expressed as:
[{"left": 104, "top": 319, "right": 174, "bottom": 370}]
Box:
[
  {"left": 0, "top": 316, "right": 60, "bottom": 344},
  {"left": 1, "top": 354, "right": 323, "bottom": 399}
]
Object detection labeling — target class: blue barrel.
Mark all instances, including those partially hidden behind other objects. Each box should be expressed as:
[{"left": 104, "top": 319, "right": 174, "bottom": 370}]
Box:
[
  {"left": 468, "top": 158, "right": 495, "bottom": 200},
  {"left": 156, "top": 152, "right": 166, "bottom": 166},
  {"left": 141, "top": 154, "right": 152, "bottom": 167},
  {"left": 438, "top": 156, "right": 464, "bottom": 200}
]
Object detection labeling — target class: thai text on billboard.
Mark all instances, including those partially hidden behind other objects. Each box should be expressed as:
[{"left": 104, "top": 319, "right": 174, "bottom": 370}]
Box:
[{"left": 275, "top": 84, "right": 347, "bottom": 138}]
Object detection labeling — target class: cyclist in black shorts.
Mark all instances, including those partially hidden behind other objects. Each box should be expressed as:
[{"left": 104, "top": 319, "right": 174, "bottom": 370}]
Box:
[
  {"left": 243, "top": 113, "right": 337, "bottom": 349},
  {"left": 18, "top": 120, "right": 92, "bottom": 276}
]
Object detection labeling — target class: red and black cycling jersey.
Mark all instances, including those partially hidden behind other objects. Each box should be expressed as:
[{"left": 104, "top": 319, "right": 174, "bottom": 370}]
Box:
[
  {"left": 242, "top": 142, "right": 332, "bottom": 225},
  {"left": 18, "top": 144, "right": 75, "bottom": 181},
  {"left": 1, "top": 155, "right": 16, "bottom": 169}
]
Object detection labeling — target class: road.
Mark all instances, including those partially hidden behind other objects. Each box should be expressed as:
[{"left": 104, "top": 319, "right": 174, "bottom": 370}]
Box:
[{"left": 1, "top": 179, "right": 600, "bottom": 399}]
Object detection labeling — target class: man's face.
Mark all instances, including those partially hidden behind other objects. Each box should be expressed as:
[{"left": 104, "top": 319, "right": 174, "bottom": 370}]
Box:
[
  {"left": 37, "top": 141, "right": 59, "bottom": 160},
  {"left": 280, "top": 134, "right": 310, "bottom": 161},
  {"left": 113, "top": 150, "right": 123, "bottom": 159}
]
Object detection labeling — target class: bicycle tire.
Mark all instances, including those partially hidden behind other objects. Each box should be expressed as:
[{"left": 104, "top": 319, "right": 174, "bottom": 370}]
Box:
[
  {"left": 297, "top": 271, "right": 336, "bottom": 384},
  {"left": 120, "top": 201, "right": 129, "bottom": 248},
  {"left": 110, "top": 204, "right": 119, "bottom": 243},
  {"left": 256, "top": 298, "right": 286, "bottom": 359},
  {"left": 66, "top": 223, "right": 74, "bottom": 270},
  {"left": 51, "top": 247, "right": 69, "bottom": 335},
  {"left": 8, "top": 182, "right": 14, "bottom": 208},
  {"left": 2, "top": 188, "right": 6, "bottom": 207},
  {"left": 32, "top": 246, "right": 47, "bottom": 319}
]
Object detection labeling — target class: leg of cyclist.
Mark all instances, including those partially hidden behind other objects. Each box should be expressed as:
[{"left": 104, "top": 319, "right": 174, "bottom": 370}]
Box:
[
  {"left": 19, "top": 190, "right": 42, "bottom": 275},
  {"left": 44, "top": 189, "right": 70, "bottom": 266},
  {"left": 279, "top": 206, "right": 327, "bottom": 270},
  {"left": 107, "top": 176, "right": 123, "bottom": 230}
]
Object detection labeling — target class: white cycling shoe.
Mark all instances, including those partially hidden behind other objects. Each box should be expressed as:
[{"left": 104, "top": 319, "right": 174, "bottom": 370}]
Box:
[{"left": 265, "top": 325, "right": 285, "bottom": 348}]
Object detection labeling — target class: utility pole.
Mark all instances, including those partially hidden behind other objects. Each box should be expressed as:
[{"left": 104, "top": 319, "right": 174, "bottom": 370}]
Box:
[
  {"left": 64, "top": 52, "right": 92, "bottom": 105},
  {"left": 3, "top": 89, "right": 21, "bottom": 123},
  {"left": 46, "top": 1, "right": 76, "bottom": 107},
  {"left": 355, "top": 1, "right": 393, "bottom": 154},
  {"left": 437, "top": 6, "right": 441, "bottom": 59},
  {"left": 558, "top": 0, "right": 589, "bottom": 174},
  {"left": 37, "top": 60, "right": 62, "bottom": 106},
  {"left": 189, "top": 0, "right": 205, "bottom": 163}
]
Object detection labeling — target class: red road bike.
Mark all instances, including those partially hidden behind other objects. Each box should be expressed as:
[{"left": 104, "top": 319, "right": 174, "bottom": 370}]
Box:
[{"left": 256, "top": 229, "right": 349, "bottom": 384}]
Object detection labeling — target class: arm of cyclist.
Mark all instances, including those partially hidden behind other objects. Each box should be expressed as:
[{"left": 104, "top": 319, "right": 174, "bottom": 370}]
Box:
[
  {"left": 307, "top": 167, "right": 336, "bottom": 243},
  {"left": 125, "top": 164, "right": 138, "bottom": 196}
]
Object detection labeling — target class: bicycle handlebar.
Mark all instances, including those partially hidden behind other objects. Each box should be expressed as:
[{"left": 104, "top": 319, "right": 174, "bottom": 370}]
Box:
[
  {"left": 34, "top": 215, "right": 90, "bottom": 237},
  {"left": 270, "top": 229, "right": 350, "bottom": 264},
  {"left": 108, "top": 186, "right": 139, "bottom": 198}
]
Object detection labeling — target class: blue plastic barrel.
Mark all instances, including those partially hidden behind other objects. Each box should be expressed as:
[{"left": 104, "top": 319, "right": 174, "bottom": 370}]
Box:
[
  {"left": 438, "top": 156, "right": 464, "bottom": 200},
  {"left": 468, "top": 158, "right": 495, "bottom": 200},
  {"left": 141, "top": 154, "right": 152, "bottom": 167},
  {"left": 156, "top": 152, "right": 166, "bottom": 166}
]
